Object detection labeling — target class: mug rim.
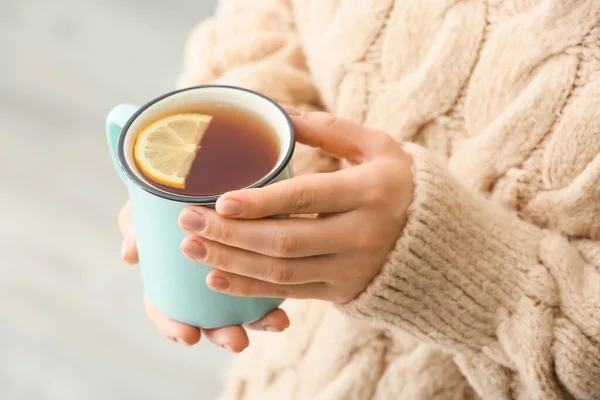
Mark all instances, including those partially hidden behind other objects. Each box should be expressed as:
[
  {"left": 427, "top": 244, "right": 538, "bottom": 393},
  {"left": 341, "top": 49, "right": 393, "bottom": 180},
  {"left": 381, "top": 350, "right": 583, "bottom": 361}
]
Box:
[{"left": 117, "top": 85, "right": 295, "bottom": 205}]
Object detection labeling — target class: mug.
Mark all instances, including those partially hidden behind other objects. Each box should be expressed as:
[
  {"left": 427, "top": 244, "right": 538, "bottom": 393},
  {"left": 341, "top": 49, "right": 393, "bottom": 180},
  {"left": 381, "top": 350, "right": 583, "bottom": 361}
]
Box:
[{"left": 105, "top": 85, "right": 293, "bottom": 328}]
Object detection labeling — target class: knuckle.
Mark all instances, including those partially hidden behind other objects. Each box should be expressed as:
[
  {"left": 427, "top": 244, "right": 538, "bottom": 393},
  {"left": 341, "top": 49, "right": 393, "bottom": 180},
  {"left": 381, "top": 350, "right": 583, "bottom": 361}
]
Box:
[
  {"left": 219, "top": 223, "right": 234, "bottom": 243},
  {"left": 274, "top": 285, "right": 289, "bottom": 299},
  {"left": 271, "top": 230, "right": 299, "bottom": 257},
  {"left": 204, "top": 246, "right": 231, "bottom": 271},
  {"left": 290, "top": 188, "right": 316, "bottom": 213},
  {"left": 265, "top": 259, "right": 294, "bottom": 284},
  {"left": 207, "top": 219, "right": 233, "bottom": 243},
  {"left": 239, "top": 280, "right": 263, "bottom": 298}
]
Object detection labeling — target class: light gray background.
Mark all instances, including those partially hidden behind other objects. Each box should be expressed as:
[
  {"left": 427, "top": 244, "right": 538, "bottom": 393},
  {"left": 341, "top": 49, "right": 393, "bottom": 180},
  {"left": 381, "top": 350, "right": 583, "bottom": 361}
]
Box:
[{"left": 0, "top": 1, "right": 230, "bottom": 399}]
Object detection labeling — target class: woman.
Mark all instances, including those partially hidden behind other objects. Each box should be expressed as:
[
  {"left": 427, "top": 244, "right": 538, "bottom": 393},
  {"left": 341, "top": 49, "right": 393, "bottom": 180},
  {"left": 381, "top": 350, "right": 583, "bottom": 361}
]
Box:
[{"left": 118, "top": 0, "right": 600, "bottom": 398}]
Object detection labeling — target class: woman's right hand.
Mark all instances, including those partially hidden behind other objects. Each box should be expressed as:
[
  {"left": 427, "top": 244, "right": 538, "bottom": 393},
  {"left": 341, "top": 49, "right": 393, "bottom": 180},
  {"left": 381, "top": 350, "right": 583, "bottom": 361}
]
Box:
[{"left": 118, "top": 201, "right": 290, "bottom": 352}]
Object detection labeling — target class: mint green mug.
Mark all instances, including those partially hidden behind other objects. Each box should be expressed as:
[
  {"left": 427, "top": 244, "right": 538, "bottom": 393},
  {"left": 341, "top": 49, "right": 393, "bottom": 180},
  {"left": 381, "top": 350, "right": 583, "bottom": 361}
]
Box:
[{"left": 105, "top": 85, "right": 293, "bottom": 328}]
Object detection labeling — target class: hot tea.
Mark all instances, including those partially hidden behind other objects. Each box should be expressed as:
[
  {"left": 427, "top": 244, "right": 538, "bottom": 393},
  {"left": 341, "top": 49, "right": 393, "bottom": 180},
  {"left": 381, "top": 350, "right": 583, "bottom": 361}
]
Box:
[{"left": 133, "top": 104, "right": 280, "bottom": 196}]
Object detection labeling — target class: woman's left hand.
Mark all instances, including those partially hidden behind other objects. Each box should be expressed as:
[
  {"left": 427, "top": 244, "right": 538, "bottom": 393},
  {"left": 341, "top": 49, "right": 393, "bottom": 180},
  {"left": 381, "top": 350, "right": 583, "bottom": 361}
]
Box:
[{"left": 179, "top": 108, "right": 414, "bottom": 304}]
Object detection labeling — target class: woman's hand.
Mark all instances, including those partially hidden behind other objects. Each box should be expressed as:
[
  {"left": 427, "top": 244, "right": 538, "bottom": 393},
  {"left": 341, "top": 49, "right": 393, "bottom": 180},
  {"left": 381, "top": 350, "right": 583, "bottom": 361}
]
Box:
[
  {"left": 118, "top": 202, "right": 290, "bottom": 352},
  {"left": 179, "top": 108, "right": 414, "bottom": 303}
]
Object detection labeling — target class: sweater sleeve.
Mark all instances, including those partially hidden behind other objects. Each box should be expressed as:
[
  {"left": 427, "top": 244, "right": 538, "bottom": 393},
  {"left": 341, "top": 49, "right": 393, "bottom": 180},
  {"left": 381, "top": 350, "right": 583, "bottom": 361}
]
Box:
[
  {"left": 176, "top": 0, "right": 338, "bottom": 176},
  {"left": 341, "top": 144, "right": 600, "bottom": 400}
]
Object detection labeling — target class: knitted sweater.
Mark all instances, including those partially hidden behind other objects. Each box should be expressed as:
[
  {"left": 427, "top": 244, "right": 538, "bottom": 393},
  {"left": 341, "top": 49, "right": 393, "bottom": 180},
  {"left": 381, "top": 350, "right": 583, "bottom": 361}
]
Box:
[{"left": 178, "top": 1, "right": 600, "bottom": 399}]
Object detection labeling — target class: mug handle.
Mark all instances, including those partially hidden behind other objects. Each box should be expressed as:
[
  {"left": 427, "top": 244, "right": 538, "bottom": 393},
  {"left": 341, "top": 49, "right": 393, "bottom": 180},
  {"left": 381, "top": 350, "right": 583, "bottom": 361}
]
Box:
[{"left": 106, "top": 104, "right": 139, "bottom": 185}]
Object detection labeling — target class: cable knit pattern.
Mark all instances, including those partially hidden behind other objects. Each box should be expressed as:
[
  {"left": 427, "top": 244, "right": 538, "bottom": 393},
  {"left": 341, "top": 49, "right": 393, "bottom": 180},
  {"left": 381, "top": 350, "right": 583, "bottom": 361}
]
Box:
[
  {"left": 342, "top": 144, "right": 600, "bottom": 399},
  {"left": 177, "top": 1, "right": 600, "bottom": 398}
]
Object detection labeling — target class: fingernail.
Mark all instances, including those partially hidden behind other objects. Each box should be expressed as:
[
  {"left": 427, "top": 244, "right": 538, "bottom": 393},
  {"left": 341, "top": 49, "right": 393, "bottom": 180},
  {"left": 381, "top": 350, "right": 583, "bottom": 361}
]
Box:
[
  {"left": 180, "top": 210, "right": 206, "bottom": 231},
  {"left": 217, "top": 198, "right": 243, "bottom": 216},
  {"left": 222, "top": 344, "right": 234, "bottom": 352},
  {"left": 281, "top": 104, "right": 301, "bottom": 116},
  {"left": 207, "top": 276, "right": 229, "bottom": 291},
  {"left": 121, "top": 237, "right": 130, "bottom": 258},
  {"left": 176, "top": 338, "right": 191, "bottom": 346},
  {"left": 181, "top": 240, "right": 206, "bottom": 260}
]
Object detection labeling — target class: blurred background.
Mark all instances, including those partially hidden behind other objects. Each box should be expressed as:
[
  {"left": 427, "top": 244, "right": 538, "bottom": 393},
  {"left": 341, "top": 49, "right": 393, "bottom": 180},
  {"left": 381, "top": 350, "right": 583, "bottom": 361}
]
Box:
[{"left": 0, "top": 0, "right": 229, "bottom": 399}]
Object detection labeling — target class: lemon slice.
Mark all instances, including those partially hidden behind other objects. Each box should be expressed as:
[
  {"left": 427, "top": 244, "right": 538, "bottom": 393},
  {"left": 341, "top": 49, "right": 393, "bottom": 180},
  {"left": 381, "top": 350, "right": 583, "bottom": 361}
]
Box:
[{"left": 134, "top": 113, "right": 213, "bottom": 189}]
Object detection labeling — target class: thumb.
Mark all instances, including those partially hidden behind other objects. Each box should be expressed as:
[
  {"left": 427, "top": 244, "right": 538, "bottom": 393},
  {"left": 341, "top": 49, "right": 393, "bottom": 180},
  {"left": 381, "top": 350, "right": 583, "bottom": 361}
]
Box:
[{"left": 280, "top": 106, "right": 387, "bottom": 165}]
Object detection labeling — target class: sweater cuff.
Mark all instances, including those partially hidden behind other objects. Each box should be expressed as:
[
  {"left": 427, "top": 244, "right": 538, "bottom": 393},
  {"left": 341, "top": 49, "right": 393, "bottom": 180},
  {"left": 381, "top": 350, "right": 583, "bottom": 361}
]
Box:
[{"left": 340, "top": 144, "right": 546, "bottom": 350}]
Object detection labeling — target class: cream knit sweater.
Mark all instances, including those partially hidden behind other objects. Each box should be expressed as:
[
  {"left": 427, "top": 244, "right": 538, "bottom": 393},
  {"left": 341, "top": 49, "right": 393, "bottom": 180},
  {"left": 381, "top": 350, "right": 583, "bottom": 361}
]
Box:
[{"left": 177, "top": 1, "right": 600, "bottom": 399}]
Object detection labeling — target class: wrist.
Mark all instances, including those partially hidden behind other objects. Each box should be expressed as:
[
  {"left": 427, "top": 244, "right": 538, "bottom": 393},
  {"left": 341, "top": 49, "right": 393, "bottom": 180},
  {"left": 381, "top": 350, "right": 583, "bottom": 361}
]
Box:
[{"left": 339, "top": 144, "right": 544, "bottom": 349}]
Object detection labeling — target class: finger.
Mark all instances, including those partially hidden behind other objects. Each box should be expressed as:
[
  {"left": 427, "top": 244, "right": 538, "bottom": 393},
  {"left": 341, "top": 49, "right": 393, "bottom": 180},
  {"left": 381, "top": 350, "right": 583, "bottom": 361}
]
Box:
[
  {"left": 118, "top": 201, "right": 139, "bottom": 264},
  {"left": 206, "top": 270, "right": 328, "bottom": 300},
  {"left": 244, "top": 308, "right": 290, "bottom": 332},
  {"left": 289, "top": 110, "right": 394, "bottom": 163},
  {"left": 202, "top": 326, "right": 249, "bottom": 353},
  {"left": 180, "top": 208, "right": 356, "bottom": 257},
  {"left": 215, "top": 169, "right": 361, "bottom": 218},
  {"left": 144, "top": 294, "right": 201, "bottom": 346},
  {"left": 181, "top": 236, "right": 335, "bottom": 284},
  {"left": 121, "top": 236, "right": 139, "bottom": 265},
  {"left": 118, "top": 201, "right": 135, "bottom": 238}
]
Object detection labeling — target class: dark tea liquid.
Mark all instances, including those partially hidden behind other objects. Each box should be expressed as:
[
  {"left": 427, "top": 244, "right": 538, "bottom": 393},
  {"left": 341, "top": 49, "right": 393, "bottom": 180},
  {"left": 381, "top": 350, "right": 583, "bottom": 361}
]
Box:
[{"left": 140, "top": 104, "right": 280, "bottom": 196}]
